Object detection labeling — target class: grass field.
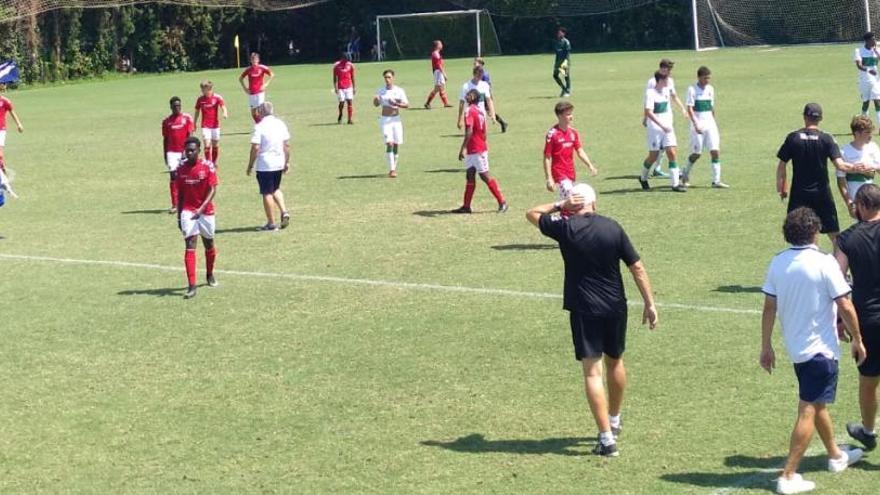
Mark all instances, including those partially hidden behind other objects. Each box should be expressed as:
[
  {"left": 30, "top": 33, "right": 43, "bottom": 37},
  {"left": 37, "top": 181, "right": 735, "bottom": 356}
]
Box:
[{"left": 1, "top": 44, "right": 878, "bottom": 493}]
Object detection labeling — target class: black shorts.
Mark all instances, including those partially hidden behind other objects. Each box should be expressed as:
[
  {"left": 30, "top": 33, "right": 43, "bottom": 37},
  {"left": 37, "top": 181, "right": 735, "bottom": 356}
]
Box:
[
  {"left": 793, "top": 354, "right": 838, "bottom": 404},
  {"left": 256, "top": 170, "right": 283, "bottom": 195},
  {"left": 788, "top": 190, "right": 839, "bottom": 234},
  {"left": 858, "top": 324, "right": 880, "bottom": 377},
  {"left": 568, "top": 310, "right": 627, "bottom": 361}
]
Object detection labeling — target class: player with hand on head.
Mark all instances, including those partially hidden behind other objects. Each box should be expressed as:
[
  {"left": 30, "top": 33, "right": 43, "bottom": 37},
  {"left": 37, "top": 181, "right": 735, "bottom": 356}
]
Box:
[
  {"left": 457, "top": 66, "right": 495, "bottom": 131},
  {"left": 333, "top": 51, "right": 356, "bottom": 124},
  {"left": 176, "top": 137, "right": 219, "bottom": 300},
  {"left": 0, "top": 82, "right": 23, "bottom": 177},
  {"left": 162, "top": 96, "right": 195, "bottom": 213},
  {"left": 474, "top": 57, "right": 508, "bottom": 133},
  {"left": 836, "top": 115, "right": 880, "bottom": 218},
  {"left": 424, "top": 40, "right": 451, "bottom": 109},
  {"left": 451, "top": 89, "right": 507, "bottom": 214},
  {"left": 239, "top": 52, "right": 274, "bottom": 123},
  {"left": 543, "top": 101, "right": 598, "bottom": 201},
  {"left": 193, "top": 80, "right": 226, "bottom": 165},
  {"left": 855, "top": 32, "right": 880, "bottom": 125},
  {"left": 683, "top": 66, "right": 727, "bottom": 188},
  {"left": 373, "top": 69, "right": 409, "bottom": 178},
  {"left": 640, "top": 72, "right": 684, "bottom": 192}
]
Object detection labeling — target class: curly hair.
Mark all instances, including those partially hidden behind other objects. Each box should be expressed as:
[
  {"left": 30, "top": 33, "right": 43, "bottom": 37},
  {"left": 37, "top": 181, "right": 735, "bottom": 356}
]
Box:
[{"left": 783, "top": 207, "right": 821, "bottom": 246}]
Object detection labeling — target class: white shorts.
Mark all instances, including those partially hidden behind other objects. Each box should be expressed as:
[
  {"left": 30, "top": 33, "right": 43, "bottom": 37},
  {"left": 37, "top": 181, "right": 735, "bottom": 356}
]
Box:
[
  {"left": 380, "top": 115, "right": 403, "bottom": 144},
  {"left": 433, "top": 69, "right": 446, "bottom": 86},
  {"left": 647, "top": 125, "right": 677, "bottom": 151},
  {"left": 556, "top": 178, "right": 574, "bottom": 200},
  {"left": 0, "top": 130, "right": 6, "bottom": 147},
  {"left": 860, "top": 80, "right": 880, "bottom": 101},
  {"left": 201, "top": 127, "right": 221, "bottom": 142},
  {"left": 248, "top": 92, "right": 266, "bottom": 109},
  {"left": 464, "top": 151, "right": 489, "bottom": 173},
  {"left": 180, "top": 210, "right": 216, "bottom": 239},
  {"left": 165, "top": 151, "right": 183, "bottom": 172},
  {"left": 689, "top": 123, "right": 720, "bottom": 153},
  {"left": 336, "top": 87, "right": 354, "bottom": 101}
]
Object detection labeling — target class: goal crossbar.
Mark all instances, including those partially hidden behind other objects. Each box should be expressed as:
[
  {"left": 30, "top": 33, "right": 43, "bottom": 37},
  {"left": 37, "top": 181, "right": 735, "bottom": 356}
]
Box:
[
  {"left": 376, "top": 9, "right": 483, "bottom": 20},
  {"left": 375, "top": 9, "right": 498, "bottom": 61}
]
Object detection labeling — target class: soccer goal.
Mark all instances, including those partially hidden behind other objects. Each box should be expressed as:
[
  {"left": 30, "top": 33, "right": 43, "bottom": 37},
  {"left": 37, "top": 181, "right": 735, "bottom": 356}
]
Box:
[
  {"left": 375, "top": 9, "right": 501, "bottom": 61},
  {"left": 692, "top": 0, "right": 877, "bottom": 50}
]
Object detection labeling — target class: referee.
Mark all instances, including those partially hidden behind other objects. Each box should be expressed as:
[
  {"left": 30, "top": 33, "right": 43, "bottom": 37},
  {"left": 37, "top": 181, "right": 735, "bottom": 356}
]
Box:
[{"left": 527, "top": 183, "right": 658, "bottom": 457}]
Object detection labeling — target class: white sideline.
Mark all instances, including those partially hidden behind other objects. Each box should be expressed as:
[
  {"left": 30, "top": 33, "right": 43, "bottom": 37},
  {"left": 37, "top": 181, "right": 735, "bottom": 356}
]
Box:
[{"left": 0, "top": 253, "right": 761, "bottom": 315}]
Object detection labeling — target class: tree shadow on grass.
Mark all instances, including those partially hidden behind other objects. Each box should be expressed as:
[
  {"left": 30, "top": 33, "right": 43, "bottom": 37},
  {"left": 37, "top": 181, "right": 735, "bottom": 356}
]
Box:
[
  {"left": 337, "top": 174, "right": 388, "bottom": 180},
  {"left": 714, "top": 285, "right": 763, "bottom": 294},
  {"left": 421, "top": 433, "right": 589, "bottom": 457},
  {"left": 118, "top": 287, "right": 187, "bottom": 297},
  {"left": 491, "top": 243, "right": 556, "bottom": 251},
  {"left": 121, "top": 209, "right": 168, "bottom": 215}
]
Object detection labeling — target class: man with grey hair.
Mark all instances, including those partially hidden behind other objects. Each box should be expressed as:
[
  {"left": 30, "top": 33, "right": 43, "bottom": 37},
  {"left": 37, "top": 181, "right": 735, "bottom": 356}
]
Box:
[
  {"left": 526, "top": 183, "right": 658, "bottom": 457},
  {"left": 246, "top": 102, "right": 291, "bottom": 232}
]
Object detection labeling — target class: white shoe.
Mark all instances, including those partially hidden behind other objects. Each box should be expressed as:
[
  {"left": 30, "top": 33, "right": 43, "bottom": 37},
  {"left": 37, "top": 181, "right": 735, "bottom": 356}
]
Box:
[
  {"left": 776, "top": 473, "right": 816, "bottom": 494},
  {"left": 828, "top": 446, "right": 863, "bottom": 472}
]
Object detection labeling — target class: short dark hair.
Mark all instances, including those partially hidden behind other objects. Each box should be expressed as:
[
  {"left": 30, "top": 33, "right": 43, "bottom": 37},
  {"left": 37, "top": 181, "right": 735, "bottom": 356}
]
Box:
[
  {"left": 184, "top": 136, "right": 201, "bottom": 148},
  {"left": 697, "top": 66, "right": 711, "bottom": 77},
  {"left": 654, "top": 71, "right": 668, "bottom": 82},
  {"left": 472, "top": 65, "right": 484, "bottom": 76},
  {"left": 865, "top": 32, "right": 875, "bottom": 42},
  {"left": 557, "top": 27, "right": 567, "bottom": 35},
  {"left": 383, "top": 69, "right": 394, "bottom": 77},
  {"left": 554, "top": 101, "right": 574, "bottom": 116},
  {"left": 465, "top": 88, "right": 480, "bottom": 104},
  {"left": 855, "top": 183, "right": 880, "bottom": 211},
  {"left": 783, "top": 207, "right": 821, "bottom": 246},
  {"left": 169, "top": 96, "right": 181, "bottom": 106}
]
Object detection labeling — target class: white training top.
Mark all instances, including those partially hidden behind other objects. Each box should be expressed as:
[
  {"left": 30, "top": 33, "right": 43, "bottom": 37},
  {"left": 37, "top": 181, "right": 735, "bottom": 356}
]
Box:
[
  {"left": 855, "top": 46, "right": 880, "bottom": 84},
  {"left": 762, "top": 244, "right": 850, "bottom": 363},
  {"left": 686, "top": 83, "right": 715, "bottom": 125},
  {"left": 250, "top": 115, "right": 291, "bottom": 172},
  {"left": 459, "top": 79, "right": 492, "bottom": 112},
  {"left": 836, "top": 141, "right": 880, "bottom": 198},
  {"left": 375, "top": 85, "right": 409, "bottom": 109},
  {"left": 644, "top": 86, "right": 673, "bottom": 129}
]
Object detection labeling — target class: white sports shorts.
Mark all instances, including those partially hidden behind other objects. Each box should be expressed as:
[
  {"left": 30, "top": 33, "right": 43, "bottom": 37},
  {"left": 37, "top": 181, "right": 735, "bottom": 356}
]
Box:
[
  {"left": 464, "top": 151, "right": 489, "bottom": 173},
  {"left": 689, "top": 123, "right": 720, "bottom": 153},
  {"left": 647, "top": 124, "right": 677, "bottom": 151},
  {"left": 336, "top": 87, "right": 354, "bottom": 102},
  {"left": 556, "top": 178, "right": 574, "bottom": 201},
  {"left": 180, "top": 210, "right": 216, "bottom": 239},
  {"left": 248, "top": 91, "right": 266, "bottom": 109},
  {"left": 380, "top": 115, "right": 403, "bottom": 144},
  {"left": 860, "top": 79, "right": 880, "bottom": 102},
  {"left": 433, "top": 69, "right": 446, "bottom": 86},
  {"left": 165, "top": 151, "right": 183, "bottom": 172},
  {"left": 0, "top": 130, "right": 6, "bottom": 147},
  {"left": 201, "top": 127, "right": 221, "bottom": 142}
]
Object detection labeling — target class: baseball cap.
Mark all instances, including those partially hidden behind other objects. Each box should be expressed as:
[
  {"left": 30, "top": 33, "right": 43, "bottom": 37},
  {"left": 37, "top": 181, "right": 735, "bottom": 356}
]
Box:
[
  {"left": 659, "top": 58, "right": 675, "bottom": 68},
  {"left": 803, "top": 102, "right": 823, "bottom": 120},
  {"left": 569, "top": 182, "right": 597, "bottom": 204}
]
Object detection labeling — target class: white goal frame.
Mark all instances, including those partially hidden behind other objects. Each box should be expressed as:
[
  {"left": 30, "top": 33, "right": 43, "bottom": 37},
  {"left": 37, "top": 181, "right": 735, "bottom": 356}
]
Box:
[{"left": 375, "top": 9, "right": 498, "bottom": 61}]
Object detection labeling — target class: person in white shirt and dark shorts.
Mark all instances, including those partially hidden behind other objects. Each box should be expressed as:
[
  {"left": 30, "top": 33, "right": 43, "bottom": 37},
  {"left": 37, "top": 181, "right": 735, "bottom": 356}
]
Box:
[{"left": 246, "top": 102, "right": 291, "bottom": 232}]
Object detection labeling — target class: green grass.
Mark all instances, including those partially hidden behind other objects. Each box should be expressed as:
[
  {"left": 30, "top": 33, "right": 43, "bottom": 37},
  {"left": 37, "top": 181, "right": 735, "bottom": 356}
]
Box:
[{"left": 1, "top": 45, "right": 878, "bottom": 493}]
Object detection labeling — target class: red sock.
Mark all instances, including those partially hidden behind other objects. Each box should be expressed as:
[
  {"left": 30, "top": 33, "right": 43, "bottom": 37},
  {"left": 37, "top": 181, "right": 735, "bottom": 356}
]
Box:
[
  {"left": 440, "top": 91, "right": 449, "bottom": 106},
  {"left": 184, "top": 249, "right": 197, "bottom": 287},
  {"left": 426, "top": 91, "right": 435, "bottom": 105},
  {"left": 487, "top": 179, "right": 505, "bottom": 204},
  {"left": 463, "top": 181, "right": 476, "bottom": 208},
  {"left": 347, "top": 104, "right": 353, "bottom": 121},
  {"left": 205, "top": 247, "right": 216, "bottom": 277},
  {"left": 169, "top": 180, "right": 179, "bottom": 208},
  {"left": 204, "top": 146, "right": 213, "bottom": 162},
  {"left": 211, "top": 146, "right": 220, "bottom": 165}
]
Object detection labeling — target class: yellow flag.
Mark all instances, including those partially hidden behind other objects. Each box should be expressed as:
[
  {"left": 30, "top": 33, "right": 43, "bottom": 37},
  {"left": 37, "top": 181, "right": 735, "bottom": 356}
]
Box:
[{"left": 234, "top": 35, "right": 240, "bottom": 48}]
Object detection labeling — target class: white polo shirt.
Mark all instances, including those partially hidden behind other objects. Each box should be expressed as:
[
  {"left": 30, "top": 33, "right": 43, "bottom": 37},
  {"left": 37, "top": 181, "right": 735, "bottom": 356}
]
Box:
[
  {"left": 762, "top": 244, "right": 851, "bottom": 363},
  {"left": 251, "top": 115, "right": 290, "bottom": 172}
]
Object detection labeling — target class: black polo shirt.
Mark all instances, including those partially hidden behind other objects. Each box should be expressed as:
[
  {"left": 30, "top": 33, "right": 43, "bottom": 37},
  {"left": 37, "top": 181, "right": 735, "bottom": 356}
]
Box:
[
  {"left": 539, "top": 213, "right": 640, "bottom": 316},
  {"left": 837, "top": 220, "right": 880, "bottom": 327},
  {"left": 776, "top": 128, "right": 841, "bottom": 195}
]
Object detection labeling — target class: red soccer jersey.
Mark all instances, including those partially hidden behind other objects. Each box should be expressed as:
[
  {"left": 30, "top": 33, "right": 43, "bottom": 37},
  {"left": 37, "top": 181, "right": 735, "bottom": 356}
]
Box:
[
  {"left": 0, "top": 96, "right": 13, "bottom": 131},
  {"left": 241, "top": 64, "right": 272, "bottom": 94},
  {"left": 464, "top": 105, "right": 488, "bottom": 154},
  {"left": 162, "top": 113, "right": 195, "bottom": 153},
  {"left": 543, "top": 124, "right": 582, "bottom": 183},
  {"left": 176, "top": 158, "right": 218, "bottom": 215},
  {"left": 195, "top": 94, "right": 225, "bottom": 129},
  {"left": 431, "top": 50, "right": 443, "bottom": 72},
  {"left": 333, "top": 60, "right": 355, "bottom": 89}
]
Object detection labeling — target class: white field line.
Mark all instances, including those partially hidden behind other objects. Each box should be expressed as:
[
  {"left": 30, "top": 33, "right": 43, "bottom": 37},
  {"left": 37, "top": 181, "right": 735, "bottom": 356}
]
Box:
[{"left": 0, "top": 253, "right": 761, "bottom": 315}]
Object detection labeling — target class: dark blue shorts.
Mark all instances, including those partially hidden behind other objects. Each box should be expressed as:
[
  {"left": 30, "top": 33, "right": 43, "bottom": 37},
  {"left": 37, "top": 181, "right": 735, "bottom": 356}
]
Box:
[
  {"left": 256, "top": 170, "right": 283, "bottom": 195},
  {"left": 793, "top": 354, "right": 838, "bottom": 404}
]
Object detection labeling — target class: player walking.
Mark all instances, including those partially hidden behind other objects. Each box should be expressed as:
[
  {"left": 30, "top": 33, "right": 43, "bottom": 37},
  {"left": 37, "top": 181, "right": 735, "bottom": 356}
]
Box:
[
  {"left": 683, "top": 66, "right": 728, "bottom": 188},
  {"left": 373, "top": 70, "right": 409, "bottom": 178},
  {"left": 639, "top": 72, "right": 684, "bottom": 192},
  {"left": 543, "top": 101, "right": 598, "bottom": 199},
  {"left": 239, "top": 52, "right": 274, "bottom": 123},
  {"left": 457, "top": 66, "right": 496, "bottom": 130},
  {"left": 0, "top": 83, "right": 24, "bottom": 175},
  {"left": 474, "top": 58, "right": 508, "bottom": 133},
  {"left": 193, "top": 80, "right": 226, "bottom": 165},
  {"left": 552, "top": 28, "right": 571, "bottom": 97},
  {"left": 424, "top": 40, "right": 451, "bottom": 109},
  {"left": 332, "top": 51, "right": 356, "bottom": 124},
  {"left": 644, "top": 59, "right": 687, "bottom": 178},
  {"left": 855, "top": 32, "right": 880, "bottom": 125},
  {"left": 836, "top": 116, "right": 880, "bottom": 217},
  {"left": 451, "top": 89, "right": 507, "bottom": 214},
  {"left": 161, "top": 96, "right": 195, "bottom": 213},
  {"left": 176, "top": 137, "right": 218, "bottom": 300}
]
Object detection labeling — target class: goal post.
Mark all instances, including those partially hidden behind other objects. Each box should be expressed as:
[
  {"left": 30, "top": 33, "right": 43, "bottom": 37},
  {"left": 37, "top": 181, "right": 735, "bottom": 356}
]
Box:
[{"left": 375, "top": 9, "right": 501, "bottom": 61}]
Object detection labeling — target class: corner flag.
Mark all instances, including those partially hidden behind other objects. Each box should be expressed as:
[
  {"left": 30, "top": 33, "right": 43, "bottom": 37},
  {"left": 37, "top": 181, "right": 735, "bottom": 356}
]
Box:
[{"left": 0, "top": 60, "right": 19, "bottom": 84}]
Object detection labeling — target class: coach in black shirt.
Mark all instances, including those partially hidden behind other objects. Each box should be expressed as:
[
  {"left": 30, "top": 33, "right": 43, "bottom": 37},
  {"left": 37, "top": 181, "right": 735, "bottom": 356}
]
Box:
[
  {"left": 527, "top": 183, "right": 658, "bottom": 457},
  {"left": 776, "top": 103, "right": 865, "bottom": 244}
]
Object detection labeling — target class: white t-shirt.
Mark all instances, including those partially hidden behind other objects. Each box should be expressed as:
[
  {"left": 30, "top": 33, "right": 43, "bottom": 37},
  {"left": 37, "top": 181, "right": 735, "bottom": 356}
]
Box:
[
  {"left": 376, "top": 85, "right": 409, "bottom": 109},
  {"left": 459, "top": 79, "right": 492, "bottom": 112},
  {"left": 250, "top": 115, "right": 290, "bottom": 172},
  {"left": 836, "top": 141, "right": 880, "bottom": 198},
  {"left": 855, "top": 46, "right": 880, "bottom": 84},
  {"left": 644, "top": 87, "right": 673, "bottom": 129},
  {"left": 686, "top": 83, "right": 715, "bottom": 125},
  {"left": 646, "top": 75, "right": 677, "bottom": 95},
  {"left": 762, "top": 245, "right": 851, "bottom": 363}
]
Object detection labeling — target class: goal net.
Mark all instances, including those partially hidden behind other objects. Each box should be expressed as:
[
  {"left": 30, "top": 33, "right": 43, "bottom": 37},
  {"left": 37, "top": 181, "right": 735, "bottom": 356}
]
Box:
[
  {"left": 376, "top": 9, "right": 501, "bottom": 61},
  {"left": 447, "top": 0, "right": 657, "bottom": 17}
]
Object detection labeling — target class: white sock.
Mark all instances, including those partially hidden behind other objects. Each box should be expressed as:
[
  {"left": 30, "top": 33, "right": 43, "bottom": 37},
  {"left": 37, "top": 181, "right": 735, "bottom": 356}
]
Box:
[
  {"left": 599, "top": 431, "right": 615, "bottom": 446},
  {"left": 712, "top": 161, "right": 721, "bottom": 183},
  {"left": 653, "top": 155, "right": 664, "bottom": 170},
  {"left": 862, "top": 424, "right": 877, "bottom": 435},
  {"left": 670, "top": 167, "right": 681, "bottom": 187},
  {"left": 609, "top": 415, "right": 621, "bottom": 428},
  {"left": 393, "top": 152, "right": 399, "bottom": 170},
  {"left": 387, "top": 152, "right": 396, "bottom": 171}
]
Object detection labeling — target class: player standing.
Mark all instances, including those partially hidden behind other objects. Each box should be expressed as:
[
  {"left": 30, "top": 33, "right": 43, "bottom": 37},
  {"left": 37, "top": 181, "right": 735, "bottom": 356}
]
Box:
[
  {"left": 162, "top": 96, "right": 195, "bottom": 213},
  {"left": 452, "top": 89, "right": 507, "bottom": 214},
  {"left": 457, "top": 66, "right": 496, "bottom": 130},
  {"left": 373, "top": 69, "right": 409, "bottom": 178},
  {"left": 193, "top": 80, "right": 226, "bottom": 165},
  {"left": 332, "top": 51, "right": 356, "bottom": 124},
  {"left": 683, "top": 66, "right": 728, "bottom": 188},
  {"left": 640, "top": 72, "right": 684, "bottom": 192},
  {"left": 644, "top": 59, "right": 687, "bottom": 178},
  {"left": 0, "top": 83, "right": 24, "bottom": 175},
  {"left": 855, "top": 32, "right": 880, "bottom": 125},
  {"left": 474, "top": 58, "right": 508, "bottom": 133},
  {"left": 424, "top": 40, "right": 451, "bottom": 109},
  {"left": 239, "top": 52, "right": 274, "bottom": 123},
  {"left": 543, "top": 101, "right": 598, "bottom": 200},
  {"left": 552, "top": 28, "right": 571, "bottom": 97},
  {"left": 836, "top": 116, "right": 880, "bottom": 217},
  {"left": 176, "top": 137, "right": 218, "bottom": 300}
]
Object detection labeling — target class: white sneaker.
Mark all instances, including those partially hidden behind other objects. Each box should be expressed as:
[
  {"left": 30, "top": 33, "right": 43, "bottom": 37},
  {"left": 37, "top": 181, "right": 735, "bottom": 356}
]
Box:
[
  {"left": 828, "top": 446, "right": 863, "bottom": 472},
  {"left": 776, "top": 473, "right": 816, "bottom": 494}
]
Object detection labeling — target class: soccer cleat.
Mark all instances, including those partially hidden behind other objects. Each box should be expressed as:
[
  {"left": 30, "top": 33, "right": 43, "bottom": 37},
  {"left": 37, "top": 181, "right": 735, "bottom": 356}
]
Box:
[
  {"left": 639, "top": 178, "right": 650, "bottom": 190},
  {"left": 776, "top": 474, "right": 816, "bottom": 494},
  {"left": 672, "top": 185, "right": 688, "bottom": 193},
  {"left": 280, "top": 212, "right": 291, "bottom": 229},
  {"left": 347, "top": 120, "right": 354, "bottom": 125},
  {"left": 207, "top": 275, "right": 218, "bottom": 288},
  {"left": 257, "top": 223, "right": 279, "bottom": 232},
  {"left": 712, "top": 181, "right": 730, "bottom": 189},
  {"left": 846, "top": 423, "right": 877, "bottom": 451},
  {"left": 828, "top": 446, "right": 863, "bottom": 472},
  {"left": 651, "top": 169, "right": 669, "bottom": 178},
  {"left": 591, "top": 441, "right": 619, "bottom": 457},
  {"left": 443, "top": 104, "right": 453, "bottom": 108},
  {"left": 681, "top": 171, "right": 690, "bottom": 187},
  {"left": 500, "top": 121, "right": 508, "bottom": 133},
  {"left": 451, "top": 206, "right": 472, "bottom": 214},
  {"left": 559, "top": 90, "right": 566, "bottom": 97},
  {"left": 184, "top": 285, "right": 197, "bottom": 299},
  {"left": 168, "top": 206, "right": 177, "bottom": 214},
  {"left": 388, "top": 170, "right": 397, "bottom": 178},
  {"left": 497, "top": 202, "right": 509, "bottom": 213},
  {"left": 337, "top": 116, "right": 342, "bottom": 124},
  {"left": 424, "top": 103, "right": 431, "bottom": 110},
  {"left": 562, "top": 92, "right": 571, "bottom": 98}
]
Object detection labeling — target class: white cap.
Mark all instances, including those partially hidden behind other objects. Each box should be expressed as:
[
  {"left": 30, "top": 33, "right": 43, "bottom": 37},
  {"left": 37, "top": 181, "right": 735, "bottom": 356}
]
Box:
[{"left": 569, "top": 182, "right": 596, "bottom": 204}]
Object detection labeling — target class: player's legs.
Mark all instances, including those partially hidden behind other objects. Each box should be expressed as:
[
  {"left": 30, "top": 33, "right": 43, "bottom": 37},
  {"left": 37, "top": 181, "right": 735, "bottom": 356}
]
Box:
[
  {"left": 859, "top": 375, "right": 879, "bottom": 432},
  {"left": 337, "top": 101, "right": 345, "bottom": 123},
  {"left": 582, "top": 357, "right": 614, "bottom": 446},
  {"left": 663, "top": 134, "right": 684, "bottom": 191},
  {"left": 781, "top": 400, "right": 816, "bottom": 479},
  {"left": 605, "top": 356, "right": 626, "bottom": 431},
  {"left": 272, "top": 188, "right": 289, "bottom": 222},
  {"left": 475, "top": 154, "right": 505, "bottom": 210},
  {"left": 346, "top": 97, "right": 354, "bottom": 124},
  {"left": 553, "top": 66, "right": 566, "bottom": 93},
  {"left": 438, "top": 83, "right": 449, "bottom": 107},
  {"left": 203, "top": 235, "right": 217, "bottom": 287},
  {"left": 166, "top": 152, "right": 182, "bottom": 212},
  {"left": 873, "top": 99, "right": 880, "bottom": 127},
  {"left": 455, "top": 166, "right": 477, "bottom": 213},
  {"left": 709, "top": 149, "right": 726, "bottom": 187},
  {"left": 639, "top": 149, "right": 661, "bottom": 189}
]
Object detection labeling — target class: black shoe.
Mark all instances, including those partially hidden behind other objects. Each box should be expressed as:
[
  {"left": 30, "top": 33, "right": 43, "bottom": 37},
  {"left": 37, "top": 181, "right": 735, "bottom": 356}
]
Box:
[
  {"left": 347, "top": 120, "right": 354, "bottom": 125},
  {"left": 207, "top": 275, "right": 218, "bottom": 288},
  {"left": 672, "top": 185, "right": 687, "bottom": 193},
  {"left": 639, "top": 178, "right": 650, "bottom": 190},
  {"left": 184, "top": 285, "right": 197, "bottom": 299},
  {"left": 451, "top": 206, "right": 472, "bottom": 214},
  {"left": 847, "top": 422, "right": 877, "bottom": 451},
  {"left": 280, "top": 212, "right": 291, "bottom": 229},
  {"left": 497, "top": 202, "right": 508, "bottom": 213},
  {"left": 500, "top": 121, "right": 508, "bottom": 133},
  {"left": 591, "top": 442, "right": 619, "bottom": 457}
]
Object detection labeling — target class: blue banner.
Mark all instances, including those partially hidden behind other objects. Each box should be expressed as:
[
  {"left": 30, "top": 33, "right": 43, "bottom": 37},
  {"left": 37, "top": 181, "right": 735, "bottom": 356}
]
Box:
[{"left": 0, "top": 60, "right": 20, "bottom": 84}]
